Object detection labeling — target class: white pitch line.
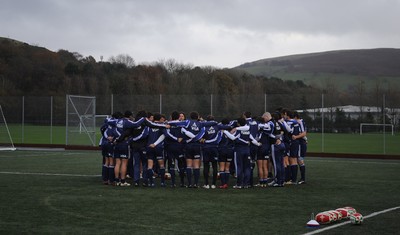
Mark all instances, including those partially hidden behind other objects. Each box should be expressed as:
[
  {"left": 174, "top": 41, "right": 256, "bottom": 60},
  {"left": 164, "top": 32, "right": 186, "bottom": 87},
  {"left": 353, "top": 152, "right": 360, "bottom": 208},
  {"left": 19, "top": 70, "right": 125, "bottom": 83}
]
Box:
[
  {"left": 308, "top": 159, "right": 400, "bottom": 165},
  {"left": 0, "top": 171, "right": 100, "bottom": 177},
  {"left": 302, "top": 206, "right": 400, "bottom": 235}
]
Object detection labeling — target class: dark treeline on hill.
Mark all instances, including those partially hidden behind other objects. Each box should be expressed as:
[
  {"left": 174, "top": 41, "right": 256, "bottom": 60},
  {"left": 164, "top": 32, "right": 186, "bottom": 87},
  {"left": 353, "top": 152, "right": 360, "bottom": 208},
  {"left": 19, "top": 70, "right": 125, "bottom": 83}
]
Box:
[
  {"left": 0, "top": 37, "right": 317, "bottom": 112},
  {"left": 1, "top": 37, "right": 399, "bottom": 133}
]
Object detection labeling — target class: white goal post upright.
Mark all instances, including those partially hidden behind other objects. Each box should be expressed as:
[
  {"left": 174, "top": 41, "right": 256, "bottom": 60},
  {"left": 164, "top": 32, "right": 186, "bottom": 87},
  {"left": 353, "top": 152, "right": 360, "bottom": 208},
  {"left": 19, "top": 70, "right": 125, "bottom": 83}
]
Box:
[
  {"left": 0, "top": 105, "right": 16, "bottom": 151},
  {"left": 360, "top": 123, "right": 394, "bottom": 136}
]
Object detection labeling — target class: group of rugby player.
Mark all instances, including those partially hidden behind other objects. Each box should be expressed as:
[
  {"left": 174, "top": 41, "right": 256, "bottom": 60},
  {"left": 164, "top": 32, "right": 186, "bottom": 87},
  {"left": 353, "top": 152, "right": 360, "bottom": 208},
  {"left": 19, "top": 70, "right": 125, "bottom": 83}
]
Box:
[{"left": 100, "top": 108, "right": 307, "bottom": 189}]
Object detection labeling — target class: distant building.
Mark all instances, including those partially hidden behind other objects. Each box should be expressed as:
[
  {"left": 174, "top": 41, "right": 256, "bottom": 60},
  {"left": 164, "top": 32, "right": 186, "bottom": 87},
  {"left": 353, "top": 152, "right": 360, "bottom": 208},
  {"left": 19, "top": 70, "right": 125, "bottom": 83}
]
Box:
[{"left": 297, "top": 105, "right": 399, "bottom": 126}]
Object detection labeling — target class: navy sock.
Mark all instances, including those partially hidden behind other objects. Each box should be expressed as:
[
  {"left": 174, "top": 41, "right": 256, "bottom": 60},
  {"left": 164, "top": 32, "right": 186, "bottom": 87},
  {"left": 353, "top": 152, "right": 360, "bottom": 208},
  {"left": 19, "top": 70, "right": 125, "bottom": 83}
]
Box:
[
  {"left": 194, "top": 168, "right": 200, "bottom": 186},
  {"left": 203, "top": 162, "right": 210, "bottom": 185},
  {"left": 160, "top": 168, "right": 166, "bottom": 184},
  {"left": 108, "top": 165, "right": 115, "bottom": 183},
  {"left": 102, "top": 165, "right": 107, "bottom": 181},
  {"left": 147, "top": 169, "right": 154, "bottom": 185},
  {"left": 285, "top": 167, "right": 290, "bottom": 182},
  {"left": 291, "top": 165, "right": 298, "bottom": 182},
  {"left": 225, "top": 171, "right": 230, "bottom": 185},
  {"left": 219, "top": 172, "right": 225, "bottom": 185},
  {"left": 300, "top": 165, "right": 305, "bottom": 181},
  {"left": 170, "top": 168, "right": 176, "bottom": 185},
  {"left": 186, "top": 167, "right": 193, "bottom": 186},
  {"left": 179, "top": 168, "right": 185, "bottom": 185},
  {"left": 211, "top": 162, "right": 218, "bottom": 185}
]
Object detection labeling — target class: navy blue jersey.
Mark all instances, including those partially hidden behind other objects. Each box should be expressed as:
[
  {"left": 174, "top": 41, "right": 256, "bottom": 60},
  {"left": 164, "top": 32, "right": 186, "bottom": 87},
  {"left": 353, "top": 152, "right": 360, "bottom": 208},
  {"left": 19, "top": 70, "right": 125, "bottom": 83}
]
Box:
[
  {"left": 203, "top": 124, "right": 232, "bottom": 147},
  {"left": 278, "top": 119, "right": 292, "bottom": 143},
  {"left": 224, "top": 125, "right": 259, "bottom": 147},
  {"left": 100, "top": 117, "right": 117, "bottom": 145},
  {"left": 246, "top": 118, "right": 260, "bottom": 141},
  {"left": 115, "top": 117, "right": 144, "bottom": 135},
  {"left": 286, "top": 119, "right": 300, "bottom": 136},
  {"left": 170, "top": 119, "right": 218, "bottom": 143},
  {"left": 163, "top": 126, "right": 187, "bottom": 145},
  {"left": 219, "top": 130, "right": 235, "bottom": 149},
  {"left": 147, "top": 126, "right": 165, "bottom": 148},
  {"left": 258, "top": 120, "right": 275, "bottom": 145}
]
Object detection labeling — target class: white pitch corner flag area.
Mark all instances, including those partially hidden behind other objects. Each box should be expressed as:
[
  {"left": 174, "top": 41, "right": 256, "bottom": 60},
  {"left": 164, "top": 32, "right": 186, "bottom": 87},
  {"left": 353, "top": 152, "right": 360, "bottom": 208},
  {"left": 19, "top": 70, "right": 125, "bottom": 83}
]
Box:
[{"left": 0, "top": 105, "right": 16, "bottom": 151}]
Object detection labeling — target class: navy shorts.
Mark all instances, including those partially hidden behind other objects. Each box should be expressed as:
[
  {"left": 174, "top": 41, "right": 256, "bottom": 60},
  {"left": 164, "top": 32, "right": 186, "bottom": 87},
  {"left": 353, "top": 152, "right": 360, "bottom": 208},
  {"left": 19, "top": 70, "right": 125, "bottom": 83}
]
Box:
[
  {"left": 257, "top": 144, "right": 270, "bottom": 160},
  {"left": 185, "top": 144, "right": 202, "bottom": 159},
  {"left": 101, "top": 142, "right": 114, "bottom": 158},
  {"left": 218, "top": 148, "right": 233, "bottom": 162},
  {"left": 202, "top": 146, "right": 218, "bottom": 162},
  {"left": 289, "top": 139, "right": 300, "bottom": 158},
  {"left": 146, "top": 147, "right": 164, "bottom": 161},
  {"left": 113, "top": 142, "right": 130, "bottom": 159}
]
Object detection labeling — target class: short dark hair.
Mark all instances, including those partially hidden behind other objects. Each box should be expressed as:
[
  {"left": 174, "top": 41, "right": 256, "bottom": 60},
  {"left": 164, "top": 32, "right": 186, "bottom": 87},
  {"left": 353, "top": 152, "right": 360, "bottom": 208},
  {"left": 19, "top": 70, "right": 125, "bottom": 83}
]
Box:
[
  {"left": 237, "top": 117, "right": 246, "bottom": 126},
  {"left": 243, "top": 111, "right": 252, "bottom": 118},
  {"left": 112, "top": 111, "right": 123, "bottom": 119},
  {"left": 272, "top": 112, "right": 281, "bottom": 121},
  {"left": 135, "top": 110, "right": 147, "bottom": 119},
  {"left": 206, "top": 115, "right": 214, "bottom": 121},
  {"left": 221, "top": 118, "right": 230, "bottom": 125},
  {"left": 190, "top": 111, "right": 199, "bottom": 120},
  {"left": 286, "top": 110, "right": 294, "bottom": 119},
  {"left": 124, "top": 110, "right": 133, "bottom": 118},
  {"left": 171, "top": 111, "right": 180, "bottom": 120},
  {"left": 153, "top": 113, "right": 162, "bottom": 121}
]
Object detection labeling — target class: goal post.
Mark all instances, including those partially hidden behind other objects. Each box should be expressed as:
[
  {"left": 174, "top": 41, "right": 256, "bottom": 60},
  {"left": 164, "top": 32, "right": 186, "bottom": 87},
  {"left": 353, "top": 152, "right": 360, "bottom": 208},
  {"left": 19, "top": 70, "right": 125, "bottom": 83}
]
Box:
[
  {"left": 360, "top": 123, "right": 394, "bottom": 136},
  {"left": 66, "top": 95, "right": 97, "bottom": 146},
  {"left": 0, "top": 105, "right": 17, "bottom": 151}
]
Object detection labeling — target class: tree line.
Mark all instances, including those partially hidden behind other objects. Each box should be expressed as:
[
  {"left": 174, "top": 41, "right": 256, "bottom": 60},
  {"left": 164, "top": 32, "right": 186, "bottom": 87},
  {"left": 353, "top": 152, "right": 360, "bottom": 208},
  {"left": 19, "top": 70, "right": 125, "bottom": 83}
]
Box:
[{"left": 0, "top": 37, "right": 398, "bottom": 132}]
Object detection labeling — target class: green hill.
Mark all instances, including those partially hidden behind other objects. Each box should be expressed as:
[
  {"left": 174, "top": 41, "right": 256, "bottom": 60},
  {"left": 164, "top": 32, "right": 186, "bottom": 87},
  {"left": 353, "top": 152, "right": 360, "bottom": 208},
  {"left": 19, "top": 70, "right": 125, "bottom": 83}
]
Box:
[{"left": 235, "top": 48, "right": 400, "bottom": 91}]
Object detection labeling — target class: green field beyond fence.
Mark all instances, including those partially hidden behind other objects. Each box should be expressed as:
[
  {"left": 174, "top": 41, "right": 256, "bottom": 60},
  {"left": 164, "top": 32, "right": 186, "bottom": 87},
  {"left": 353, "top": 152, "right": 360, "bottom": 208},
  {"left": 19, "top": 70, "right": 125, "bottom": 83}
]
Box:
[
  {"left": 4, "top": 124, "right": 400, "bottom": 155},
  {"left": 0, "top": 150, "right": 399, "bottom": 234}
]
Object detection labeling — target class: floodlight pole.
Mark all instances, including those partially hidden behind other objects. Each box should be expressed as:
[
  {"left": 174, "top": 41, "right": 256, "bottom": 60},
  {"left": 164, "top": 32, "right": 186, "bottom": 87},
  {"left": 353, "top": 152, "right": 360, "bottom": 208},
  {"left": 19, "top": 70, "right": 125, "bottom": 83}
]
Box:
[
  {"left": 264, "top": 94, "right": 267, "bottom": 113},
  {"left": 383, "top": 94, "right": 386, "bottom": 154},
  {"left": 321, "top": 93, "right": 324, "bottom": 152},
  {"left": 160, "top": 94, "right": 162, "bottom": 114}
]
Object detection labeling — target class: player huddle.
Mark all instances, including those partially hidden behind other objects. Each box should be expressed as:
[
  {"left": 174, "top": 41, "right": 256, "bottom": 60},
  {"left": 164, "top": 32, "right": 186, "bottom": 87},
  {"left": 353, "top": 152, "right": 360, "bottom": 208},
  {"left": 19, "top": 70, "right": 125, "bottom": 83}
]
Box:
[{"left": 100, "top": 108, "right": 307, "bottom": 189}]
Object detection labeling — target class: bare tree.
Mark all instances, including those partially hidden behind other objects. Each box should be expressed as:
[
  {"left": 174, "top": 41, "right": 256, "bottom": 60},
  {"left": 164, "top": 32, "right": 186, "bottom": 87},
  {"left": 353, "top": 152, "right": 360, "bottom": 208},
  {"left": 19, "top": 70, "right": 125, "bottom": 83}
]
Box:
[{"left": 109, "top": 54, "right": 135, "bottom": 68}]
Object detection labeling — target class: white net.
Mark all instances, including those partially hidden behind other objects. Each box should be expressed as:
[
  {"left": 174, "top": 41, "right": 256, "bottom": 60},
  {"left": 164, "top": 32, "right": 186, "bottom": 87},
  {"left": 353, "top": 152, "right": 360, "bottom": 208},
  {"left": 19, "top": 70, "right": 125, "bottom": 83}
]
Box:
[
  {"left": 0, "top": 105, "right": 16, "bottom": 151},
  {"left": 66, "top": 95, "right": 96, "bottom": 146}
]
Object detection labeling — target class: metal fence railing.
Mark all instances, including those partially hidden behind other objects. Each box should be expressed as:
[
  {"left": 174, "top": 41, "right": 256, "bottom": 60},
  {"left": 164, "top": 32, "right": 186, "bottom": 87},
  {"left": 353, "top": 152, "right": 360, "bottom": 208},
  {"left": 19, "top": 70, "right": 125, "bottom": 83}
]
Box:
[{"left": 0, "top": 93, "right": 399, "bottom": 154}]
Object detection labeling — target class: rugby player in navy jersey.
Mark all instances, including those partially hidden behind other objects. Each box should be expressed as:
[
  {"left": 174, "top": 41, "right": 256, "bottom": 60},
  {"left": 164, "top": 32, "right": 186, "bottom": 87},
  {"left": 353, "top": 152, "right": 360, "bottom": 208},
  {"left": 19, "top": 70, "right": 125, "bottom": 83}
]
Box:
[
  {"left": 218, "top": 118, "right": 235, "bottom": 189},
  {"left": 270, "top": 138, "right": 286, "bottom": 187},
  {"left": 161, "top": 111, "right": 189, "bottom": 187},
  {"left": 100, "top": 112, "right": 121, "bottom": 185},
  {"left": 223, "top": 117, "right": 261, "bottom": 189},
  {"left": 169, "top": 111, "right": 218, "bottom": 188},
  {"left": 269, "top": 112, "right": 286, "bottom": 187},
  {"left": 145, "top": 113, "right": 168, "bottom": 187},
  {"left": 113, "top": 111, "right": 146, "bottom": 186},
  {"left": 257, "top": 112, "right": 275, "bottom": 187},
  {"left": 285, "top": 110, "right": 301, "bottom": 184},
  {"left": 201, "top": 115, "right": 232, "bottom": 189},
  {"left": 243, "top": 111, "right": 259, "bottom": 187},
  {"left": 127, "top": 110, "right": 170, "bottom": 187},
  {"left": 278, "top": 108, "right": 293, "bottom": 183},
  {"left": 294, "top": 111, "right": 307, "bottom": 184}
]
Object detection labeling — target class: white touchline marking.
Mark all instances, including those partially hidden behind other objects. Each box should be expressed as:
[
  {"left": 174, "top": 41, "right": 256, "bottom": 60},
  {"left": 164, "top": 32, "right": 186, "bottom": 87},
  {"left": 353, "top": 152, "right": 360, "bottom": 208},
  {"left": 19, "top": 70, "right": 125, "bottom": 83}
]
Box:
[
  {"left": 308, "top": 159, "right": 400, "bottom": 165},
  {"left": 0, "top": 171, "right": 100, "bottom": 177},
  {"left": 302, "top": 206, "right": 400, "bottom": 235}
]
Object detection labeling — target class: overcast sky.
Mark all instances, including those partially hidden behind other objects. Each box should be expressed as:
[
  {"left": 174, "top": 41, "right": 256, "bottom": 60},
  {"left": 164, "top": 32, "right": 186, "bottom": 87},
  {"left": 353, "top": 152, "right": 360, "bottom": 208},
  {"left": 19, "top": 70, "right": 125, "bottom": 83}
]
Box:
[{"left": 1, "top": 0, "right": 399, "bottom": 68}]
